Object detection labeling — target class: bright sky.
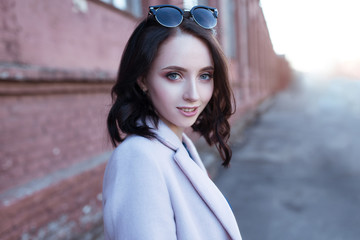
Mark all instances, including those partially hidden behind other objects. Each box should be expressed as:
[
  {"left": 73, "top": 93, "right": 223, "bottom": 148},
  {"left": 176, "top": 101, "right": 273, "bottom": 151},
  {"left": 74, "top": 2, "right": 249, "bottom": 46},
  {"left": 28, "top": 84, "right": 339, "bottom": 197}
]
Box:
[{"left": 260, "top": 0, "right": 360, "bottom": 73}]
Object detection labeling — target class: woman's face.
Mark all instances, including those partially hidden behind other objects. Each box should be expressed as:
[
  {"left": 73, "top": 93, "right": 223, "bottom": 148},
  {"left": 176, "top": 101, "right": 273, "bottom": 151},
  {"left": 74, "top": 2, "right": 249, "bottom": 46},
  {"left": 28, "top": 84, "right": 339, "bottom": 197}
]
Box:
[{"left": 141, "top": 33, "right": 214, "bottom": 139}]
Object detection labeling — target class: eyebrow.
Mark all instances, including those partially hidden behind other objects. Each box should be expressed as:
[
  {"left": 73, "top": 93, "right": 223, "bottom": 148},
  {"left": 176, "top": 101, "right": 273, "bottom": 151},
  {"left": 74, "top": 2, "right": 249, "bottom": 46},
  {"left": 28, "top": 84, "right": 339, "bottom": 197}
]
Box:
[{"left": 161, "top": 66, "right": 214, "bottom": 72}]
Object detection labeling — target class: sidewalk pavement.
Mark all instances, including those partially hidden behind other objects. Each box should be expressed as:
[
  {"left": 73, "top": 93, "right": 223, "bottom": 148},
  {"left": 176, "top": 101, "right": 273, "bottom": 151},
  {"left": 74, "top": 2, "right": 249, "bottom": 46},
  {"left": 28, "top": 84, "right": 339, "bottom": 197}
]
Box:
[
  {"left": 214, "top": 74, "right": 360, "bottom": 240},
  {"left": 196, "top": 93, "right": 275, "bottom": 179}
]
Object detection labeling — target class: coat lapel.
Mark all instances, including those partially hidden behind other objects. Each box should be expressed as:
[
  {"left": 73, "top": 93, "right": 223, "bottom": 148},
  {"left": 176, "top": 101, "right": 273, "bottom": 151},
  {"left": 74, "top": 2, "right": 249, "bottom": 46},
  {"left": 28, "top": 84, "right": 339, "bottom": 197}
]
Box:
[
  {"left": 173, "top": 148, "right": 241, "bottom": 240},
  {"left": 152, "top": 120, "right": 241, "bottom": 239}
]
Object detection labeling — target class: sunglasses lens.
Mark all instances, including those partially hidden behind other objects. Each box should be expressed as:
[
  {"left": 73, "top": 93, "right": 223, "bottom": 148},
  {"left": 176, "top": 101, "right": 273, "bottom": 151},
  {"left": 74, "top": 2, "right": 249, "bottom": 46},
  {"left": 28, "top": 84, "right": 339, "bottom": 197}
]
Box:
[
  {"left": 192, "top": 8, "right": 217, "bottom": 29},
  {"left": 155, "top": 7, "right": 183, "bottom": 27}
]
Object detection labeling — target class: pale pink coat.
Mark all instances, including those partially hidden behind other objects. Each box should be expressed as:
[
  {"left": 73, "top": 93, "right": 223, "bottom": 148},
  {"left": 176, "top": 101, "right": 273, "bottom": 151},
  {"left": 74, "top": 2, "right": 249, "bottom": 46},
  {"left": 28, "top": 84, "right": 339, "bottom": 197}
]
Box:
[{"left": 102, "top": 120, "right": 242, "bottom": 240}]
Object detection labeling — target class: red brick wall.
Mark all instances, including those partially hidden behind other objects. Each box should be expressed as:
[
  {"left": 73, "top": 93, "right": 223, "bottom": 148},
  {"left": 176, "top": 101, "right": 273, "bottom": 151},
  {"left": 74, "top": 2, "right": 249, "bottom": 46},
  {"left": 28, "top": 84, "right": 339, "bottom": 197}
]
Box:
[
  {"left": 0, "top": 79, "right": 113, "bottom": 239},
  {"left": 0, "top": 0, "right": 292, "bottom": 239},
  {"left": 0, "top": 162, "right": 106, "bottom": 239},
  {"left": 0, "top": 0, "right": 136, "bottom": 71},
  {"left": 0, "top": 87, "right": 111, "bottom": 193}
]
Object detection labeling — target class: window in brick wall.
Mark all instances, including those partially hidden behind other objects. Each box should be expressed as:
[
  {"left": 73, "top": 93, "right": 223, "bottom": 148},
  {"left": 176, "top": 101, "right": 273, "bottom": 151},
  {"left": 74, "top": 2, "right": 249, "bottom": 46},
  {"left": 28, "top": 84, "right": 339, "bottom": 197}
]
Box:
[
  {"left": 183, "top": 0, "right": 209, "bottom": 9},
  {"left": 100, "top": 0, "right": 142, "bottom": 17},
  {"left": 223, "top": 0, "right": 237, "bottom": 58}
]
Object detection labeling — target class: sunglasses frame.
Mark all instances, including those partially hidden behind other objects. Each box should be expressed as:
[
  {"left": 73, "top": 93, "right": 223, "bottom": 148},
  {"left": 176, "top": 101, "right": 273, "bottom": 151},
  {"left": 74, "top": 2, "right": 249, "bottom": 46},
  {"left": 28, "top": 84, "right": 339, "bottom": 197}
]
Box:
[{"left": 149, "top": 5, "right": 218, "bottom": 29}]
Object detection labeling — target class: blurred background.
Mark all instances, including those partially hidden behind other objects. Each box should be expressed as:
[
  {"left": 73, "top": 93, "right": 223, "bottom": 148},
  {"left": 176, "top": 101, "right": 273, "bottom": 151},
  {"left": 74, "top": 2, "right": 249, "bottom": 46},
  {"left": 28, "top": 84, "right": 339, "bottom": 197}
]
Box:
[
  {"left": 261, "top": 0, "right": 360, "bottom": 77},
  {"left": 0, "top": 0, "right": 359, "bottom": 239}
]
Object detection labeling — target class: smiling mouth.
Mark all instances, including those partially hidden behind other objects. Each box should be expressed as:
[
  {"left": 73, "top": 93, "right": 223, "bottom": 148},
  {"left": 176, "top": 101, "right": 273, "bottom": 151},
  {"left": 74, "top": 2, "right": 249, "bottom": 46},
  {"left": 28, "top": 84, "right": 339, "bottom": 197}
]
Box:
[
  {"left": 178, "top": 107, "right": 197, "bottom": 112},
  {"left": 177, "top": 107, "right": 199, "bottom": 117},
  {"left": 177, "top": 107, "right": 198, "bottom": 112}
]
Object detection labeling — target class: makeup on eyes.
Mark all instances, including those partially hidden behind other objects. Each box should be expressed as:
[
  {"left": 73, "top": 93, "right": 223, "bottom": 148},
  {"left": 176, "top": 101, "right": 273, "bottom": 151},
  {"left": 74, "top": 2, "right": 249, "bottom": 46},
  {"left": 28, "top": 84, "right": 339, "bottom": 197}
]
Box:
[{"left": 161, "top": 66, "right": 214, "bottom": 81}]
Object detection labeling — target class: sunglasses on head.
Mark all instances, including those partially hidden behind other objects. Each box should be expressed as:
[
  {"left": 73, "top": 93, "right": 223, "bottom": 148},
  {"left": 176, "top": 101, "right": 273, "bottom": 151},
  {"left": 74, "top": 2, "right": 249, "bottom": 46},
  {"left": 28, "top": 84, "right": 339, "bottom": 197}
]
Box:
[{"left": 148, "top": 5, "right": 218, "bottom": 29}]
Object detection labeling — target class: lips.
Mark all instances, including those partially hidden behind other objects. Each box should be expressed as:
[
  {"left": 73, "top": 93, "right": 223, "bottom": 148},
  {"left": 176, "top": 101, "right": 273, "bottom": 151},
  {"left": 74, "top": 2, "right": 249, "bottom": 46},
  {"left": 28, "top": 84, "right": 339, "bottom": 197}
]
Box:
[{"left": 177, "top": 106, "right": 199, "bottom": 117}]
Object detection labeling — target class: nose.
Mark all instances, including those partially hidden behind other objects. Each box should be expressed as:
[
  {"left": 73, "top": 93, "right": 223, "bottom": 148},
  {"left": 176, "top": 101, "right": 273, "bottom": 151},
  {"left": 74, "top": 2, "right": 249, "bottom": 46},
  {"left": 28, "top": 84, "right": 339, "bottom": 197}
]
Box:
[{"left": 183, "top": 78, "right": 200, "bottom": 102}]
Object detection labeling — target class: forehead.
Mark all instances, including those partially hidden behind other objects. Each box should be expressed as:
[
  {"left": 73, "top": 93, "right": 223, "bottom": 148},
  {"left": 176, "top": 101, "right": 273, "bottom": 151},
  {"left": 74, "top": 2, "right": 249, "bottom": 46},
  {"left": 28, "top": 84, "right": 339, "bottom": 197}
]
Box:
[{"left": 153, "top": 33, "right": 214, "bottom": 68}]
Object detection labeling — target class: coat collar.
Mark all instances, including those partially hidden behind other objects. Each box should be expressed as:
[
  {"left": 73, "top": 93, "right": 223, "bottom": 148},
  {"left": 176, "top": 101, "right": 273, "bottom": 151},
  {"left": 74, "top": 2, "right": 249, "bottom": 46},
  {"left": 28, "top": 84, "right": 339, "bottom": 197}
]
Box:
[{"left": 150, "top": 120, "right": 242, "bottom": 239}]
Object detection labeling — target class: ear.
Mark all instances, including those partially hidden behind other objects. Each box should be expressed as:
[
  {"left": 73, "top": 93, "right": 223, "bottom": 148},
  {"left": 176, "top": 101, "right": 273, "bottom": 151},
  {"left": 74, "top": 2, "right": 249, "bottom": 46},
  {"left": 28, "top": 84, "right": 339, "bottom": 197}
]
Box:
[{"left": 137, "top": 77, "right": 148, "bottom": 93}]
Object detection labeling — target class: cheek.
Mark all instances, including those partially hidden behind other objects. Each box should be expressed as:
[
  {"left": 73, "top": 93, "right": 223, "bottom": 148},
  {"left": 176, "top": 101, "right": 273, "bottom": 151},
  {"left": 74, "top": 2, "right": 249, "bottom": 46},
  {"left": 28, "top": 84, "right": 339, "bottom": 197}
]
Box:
[
  {"left": 150, "top": 85, "right": 177, "bottom": 106},
  {"left": 201, "top": 83, "right": 214, "bottom": 103}
]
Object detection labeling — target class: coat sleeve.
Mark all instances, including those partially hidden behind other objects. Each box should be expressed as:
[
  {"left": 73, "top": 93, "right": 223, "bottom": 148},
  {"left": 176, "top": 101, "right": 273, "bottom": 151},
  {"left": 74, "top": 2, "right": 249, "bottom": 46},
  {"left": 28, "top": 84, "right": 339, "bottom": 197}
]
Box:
[{"left": 102, "top": 142, "right": 177, "bottom": 240}]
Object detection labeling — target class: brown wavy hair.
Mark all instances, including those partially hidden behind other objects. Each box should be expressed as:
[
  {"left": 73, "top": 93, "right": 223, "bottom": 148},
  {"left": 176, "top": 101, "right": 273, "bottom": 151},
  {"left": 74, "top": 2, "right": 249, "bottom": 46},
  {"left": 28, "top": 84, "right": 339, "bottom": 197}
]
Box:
[{"left": 107, "top": 15, "right": 235, "bottom": 166}]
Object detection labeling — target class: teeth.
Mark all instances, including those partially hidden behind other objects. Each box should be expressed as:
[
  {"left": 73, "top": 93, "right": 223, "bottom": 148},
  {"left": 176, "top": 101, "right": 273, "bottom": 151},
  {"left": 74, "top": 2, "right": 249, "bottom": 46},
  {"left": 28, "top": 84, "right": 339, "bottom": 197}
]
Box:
[{"left": 181, "top": 108, "right": 195, "bottom": 112}]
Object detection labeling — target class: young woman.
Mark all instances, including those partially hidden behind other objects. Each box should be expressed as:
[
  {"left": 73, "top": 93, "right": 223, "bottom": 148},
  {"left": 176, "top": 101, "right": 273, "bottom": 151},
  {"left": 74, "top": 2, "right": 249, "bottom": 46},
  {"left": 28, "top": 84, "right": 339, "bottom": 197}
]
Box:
[{"left": 103, "top": 5, "right": 242, "bottom": 240}]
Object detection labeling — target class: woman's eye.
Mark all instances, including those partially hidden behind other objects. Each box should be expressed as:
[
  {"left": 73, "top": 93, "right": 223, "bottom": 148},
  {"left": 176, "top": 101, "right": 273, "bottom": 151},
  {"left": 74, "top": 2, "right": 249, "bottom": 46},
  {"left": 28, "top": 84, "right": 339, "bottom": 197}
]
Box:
[
  {"left": 200, "top": 73, "right": 213, "bottom": 81},
  {"left": 166, "top": 72, "right": 181, "bottom": 80}
]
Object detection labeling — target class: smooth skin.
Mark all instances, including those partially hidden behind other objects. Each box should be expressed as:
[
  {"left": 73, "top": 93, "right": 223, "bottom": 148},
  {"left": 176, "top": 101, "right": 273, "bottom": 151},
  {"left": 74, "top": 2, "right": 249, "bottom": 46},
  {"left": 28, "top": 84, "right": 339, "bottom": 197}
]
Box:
[{"left": 138, "top": 33, "right": 214, "bottom": 140}]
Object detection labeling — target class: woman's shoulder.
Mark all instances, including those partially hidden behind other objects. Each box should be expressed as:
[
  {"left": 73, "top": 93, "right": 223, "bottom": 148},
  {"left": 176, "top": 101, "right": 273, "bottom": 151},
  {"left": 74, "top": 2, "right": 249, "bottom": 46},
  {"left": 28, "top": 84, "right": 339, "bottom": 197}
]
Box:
[
  {"left": 114, "top": 134, "right": 161, "bottom": 153},
  {"left": 116, "top": 134, "right": 155, "bottom": 149},
  {"left": 110, "top": 134, "right": 173, "bottom": 167}
]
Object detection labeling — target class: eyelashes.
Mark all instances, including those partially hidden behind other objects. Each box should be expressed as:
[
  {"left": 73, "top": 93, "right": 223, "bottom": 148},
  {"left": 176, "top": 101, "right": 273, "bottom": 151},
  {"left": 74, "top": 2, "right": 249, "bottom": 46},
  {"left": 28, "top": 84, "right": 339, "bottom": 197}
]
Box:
[
  {"left": 165, "top": 72, "right": 213, "bottom": 81},
  {"left": 166, "top": 72, "right": 181, "bottom": 80},
  {"left": 199, "top": 73, "right": 213, "bottom": 80}
]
